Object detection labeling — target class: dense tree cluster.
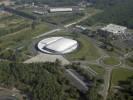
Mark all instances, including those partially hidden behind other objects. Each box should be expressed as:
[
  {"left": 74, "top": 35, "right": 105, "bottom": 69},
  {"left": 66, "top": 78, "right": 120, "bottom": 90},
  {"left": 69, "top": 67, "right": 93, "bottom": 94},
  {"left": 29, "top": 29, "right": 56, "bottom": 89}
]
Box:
[
  {"left": 0, "top": 61, "right": 80, "bottom": 100},
  {"left": 0, "top": 61, "right": 104, "bottom": 100},
  {"left": 83, "top": 0, "right": 133, "bottom": 28},
  {"left": 4, "top": 7, "right": 37, "bottom": 20},
  {"left": 13, "top": 0, "right": 82, "bottom": 6}
]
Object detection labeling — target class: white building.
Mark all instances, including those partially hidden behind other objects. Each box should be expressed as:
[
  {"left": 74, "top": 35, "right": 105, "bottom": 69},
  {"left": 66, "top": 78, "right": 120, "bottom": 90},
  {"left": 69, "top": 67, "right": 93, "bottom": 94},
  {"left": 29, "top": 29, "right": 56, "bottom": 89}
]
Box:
[
  {"left": 75, "top": 25, "right": 87, "bottom": 31},
  {"left": 49, "top": 8, "right": 73, "bottom": 12},
  {"left": 100, "top": 24, "right": 127, "bottom": 36},
  {"left": 38, "top": 37, "right": 78, "bottom": 54}
]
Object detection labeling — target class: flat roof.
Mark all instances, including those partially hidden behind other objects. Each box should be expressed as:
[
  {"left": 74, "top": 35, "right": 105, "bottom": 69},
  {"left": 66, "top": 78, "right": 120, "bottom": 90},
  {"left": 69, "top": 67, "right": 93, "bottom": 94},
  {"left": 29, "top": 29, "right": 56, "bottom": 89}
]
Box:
[
  {"left": 101, "top": 24, "right": 127, "bottom": 34},
  {"left": 49, "top": 8, "right": 73, "bottom": 12},
  {"left": 38, "top": 37, "right": 78, "bottom": 54}
]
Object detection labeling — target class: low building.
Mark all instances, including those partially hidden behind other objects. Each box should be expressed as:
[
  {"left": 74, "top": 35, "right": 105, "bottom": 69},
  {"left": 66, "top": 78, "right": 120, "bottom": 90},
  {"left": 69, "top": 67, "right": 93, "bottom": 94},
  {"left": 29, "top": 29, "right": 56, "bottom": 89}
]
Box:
[
  {"left": 49, "top": 7, "right": 83, "bottom": 13},
  {"left": 99, "top": 24, "right": 127, "bottom": 38},
  {"left": 49, "top": 7, "right": 73, "bottom": 13},
  {"left": 75, "top": 25, "right": 87, "bottom": 31}
]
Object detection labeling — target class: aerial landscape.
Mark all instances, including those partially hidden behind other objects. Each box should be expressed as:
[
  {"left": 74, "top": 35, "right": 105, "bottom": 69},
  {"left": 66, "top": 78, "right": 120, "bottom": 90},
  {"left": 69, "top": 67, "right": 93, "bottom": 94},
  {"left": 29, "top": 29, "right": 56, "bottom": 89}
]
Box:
[{"left": 0, "top": 0, "right": 133, "bottom": 100}]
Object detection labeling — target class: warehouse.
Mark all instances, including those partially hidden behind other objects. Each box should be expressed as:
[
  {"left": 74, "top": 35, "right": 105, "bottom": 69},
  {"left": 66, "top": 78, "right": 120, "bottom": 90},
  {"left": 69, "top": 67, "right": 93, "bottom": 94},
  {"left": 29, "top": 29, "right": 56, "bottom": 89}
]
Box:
[
  {"left": 49, "top": 7, "right": 73, "bottom": 12},
  {"left": 37, "top": 37, "right": 78, "bottom": 54}
]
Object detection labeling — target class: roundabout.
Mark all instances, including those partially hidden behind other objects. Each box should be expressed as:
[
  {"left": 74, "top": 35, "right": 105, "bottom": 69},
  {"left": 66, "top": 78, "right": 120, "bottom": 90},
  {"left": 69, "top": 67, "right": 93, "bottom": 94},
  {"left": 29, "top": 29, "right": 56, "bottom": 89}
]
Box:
[{"left": 100, "top": 56, "right": 122, "bottom": 67}]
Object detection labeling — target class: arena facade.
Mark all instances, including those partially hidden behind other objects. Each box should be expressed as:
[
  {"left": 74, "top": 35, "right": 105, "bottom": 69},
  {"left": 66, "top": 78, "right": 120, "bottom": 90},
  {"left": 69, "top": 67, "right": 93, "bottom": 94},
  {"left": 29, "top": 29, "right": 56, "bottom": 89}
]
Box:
[{"left": 37, "top": 37, "right": 78, "bottom": 54}]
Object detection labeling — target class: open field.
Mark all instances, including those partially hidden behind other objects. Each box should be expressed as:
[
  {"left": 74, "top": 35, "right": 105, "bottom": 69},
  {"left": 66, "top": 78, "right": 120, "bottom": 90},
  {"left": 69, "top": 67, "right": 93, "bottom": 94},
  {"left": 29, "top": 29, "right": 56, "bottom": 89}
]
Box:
[
  {"left": 111, "top": 68, "right": 133, "bottom": 87},
  {"left": 102, "top": 57, "right": 120, "bottom": 66},
  {"left": 0, "top": 19, "right": 53, "bottom": 61},
  {"left": 44, "top": 12, "right": 84, "bottom": 25},
  {"left": 88, "top": 64, "right": 105, "bottom": 76},
  {"left": 0, "top": 15, "right": 31, "bottom": 37},
  {"left": 66, "top": 34, "right": 101, "bottom": 61}
]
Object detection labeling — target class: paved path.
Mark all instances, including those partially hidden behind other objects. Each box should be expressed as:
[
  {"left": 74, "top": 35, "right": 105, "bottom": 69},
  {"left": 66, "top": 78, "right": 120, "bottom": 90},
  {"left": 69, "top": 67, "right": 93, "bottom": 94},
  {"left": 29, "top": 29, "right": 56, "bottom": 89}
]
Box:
[
  {"left": 33, "top": 28, "right": 62, "bottom": 39},
  {"left": 102, "top": 68, "right": 112, "bottom": 100}
]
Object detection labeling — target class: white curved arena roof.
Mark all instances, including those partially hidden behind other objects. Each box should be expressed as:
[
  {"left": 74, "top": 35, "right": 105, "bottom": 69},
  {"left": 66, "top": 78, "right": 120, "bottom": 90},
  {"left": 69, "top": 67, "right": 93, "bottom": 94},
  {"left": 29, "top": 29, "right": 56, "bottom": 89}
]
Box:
[{"left": 38, "top": 37, "right": 78, "bottom": 54}]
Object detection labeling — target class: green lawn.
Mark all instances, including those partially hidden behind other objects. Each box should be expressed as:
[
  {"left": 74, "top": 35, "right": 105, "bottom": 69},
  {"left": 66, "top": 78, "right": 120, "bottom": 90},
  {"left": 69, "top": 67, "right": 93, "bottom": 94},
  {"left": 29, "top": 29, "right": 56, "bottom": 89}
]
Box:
[
  {"left": 103, "top": 57, "right": 120, "bottom": 66},
  {"left": 66, "top": 34, "right": 101, "bottom": 61},
  {"left": 111, "top": 68, "right": 133, "bottom": 86}
]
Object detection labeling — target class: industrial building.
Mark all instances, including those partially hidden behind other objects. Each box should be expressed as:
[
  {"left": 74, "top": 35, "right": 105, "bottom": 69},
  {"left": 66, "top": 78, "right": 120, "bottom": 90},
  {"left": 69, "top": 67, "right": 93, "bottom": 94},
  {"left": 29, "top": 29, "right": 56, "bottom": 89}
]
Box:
[
  {"left": 37, "top": 37, "right": 78, "bottom": 54},
  {"left": 99, "top": 24, "right": 127, "bottom": 38},
  {"left": 48, "top": 7, "right": 84, "bottom": 13}
]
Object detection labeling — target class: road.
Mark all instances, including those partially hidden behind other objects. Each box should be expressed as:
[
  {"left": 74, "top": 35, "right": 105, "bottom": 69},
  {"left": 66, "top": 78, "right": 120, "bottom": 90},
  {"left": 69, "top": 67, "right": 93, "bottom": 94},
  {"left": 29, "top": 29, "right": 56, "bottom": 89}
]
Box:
[{"left": 102, "top": 68, "right": 112, "bottom": 100}]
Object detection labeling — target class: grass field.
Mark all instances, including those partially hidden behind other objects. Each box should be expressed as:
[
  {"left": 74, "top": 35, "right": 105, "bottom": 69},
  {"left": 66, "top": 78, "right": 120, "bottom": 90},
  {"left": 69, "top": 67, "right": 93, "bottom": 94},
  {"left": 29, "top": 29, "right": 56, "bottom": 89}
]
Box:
[
  {"left": 0, "top": 15, "right": 31, "bottom": 37},
  {"left": 44, "top": 12, "right": 84, "bottom": 25},
  {"left": 89, "top": 64, "right": 105, "bottom": 76},
  {"left": 111, "top": 68, "right": 133, "bottom": 87},
  {"left": 65, "top": 34, "right": 101, "bottom": 61},
  {"left": 0, "top": 19, "right": 52, "bottom": 61},
  {"left": 103, "top": 57, "right": 120, "bottom": 66},
  {"left": 0, "top": 22, "right": 51, "bottom": 47}
]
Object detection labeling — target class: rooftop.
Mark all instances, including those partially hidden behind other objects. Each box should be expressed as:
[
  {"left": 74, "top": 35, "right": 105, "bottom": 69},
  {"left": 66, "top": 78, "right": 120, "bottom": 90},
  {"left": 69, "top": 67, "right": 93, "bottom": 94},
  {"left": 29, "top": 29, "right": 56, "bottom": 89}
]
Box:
[
  {"left": 38, "top": 37, "right": 78, "bottom": 54},
  {"left": 101, "top": 24, "right": 127, "bottom": 34},
  {"left": 49, "top": 8, "right": 73, "bottom": 12}
]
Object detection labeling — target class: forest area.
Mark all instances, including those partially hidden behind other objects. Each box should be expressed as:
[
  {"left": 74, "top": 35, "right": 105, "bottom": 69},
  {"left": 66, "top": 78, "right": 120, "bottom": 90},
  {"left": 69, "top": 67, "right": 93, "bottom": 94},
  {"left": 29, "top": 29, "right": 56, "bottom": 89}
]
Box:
[
  {"left": 0, "top": 61, "right": 101, "bottom": 100},
  {"left": 13, "top": 0, "right": 82, "bottom": 6},
  {"left": 83, "top": 0, "right": 133, "bottom": 28}
]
